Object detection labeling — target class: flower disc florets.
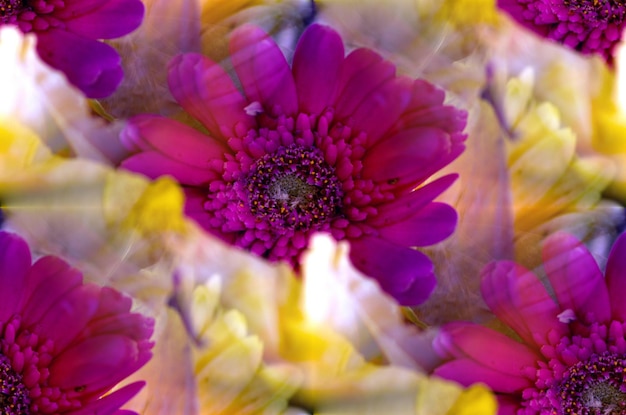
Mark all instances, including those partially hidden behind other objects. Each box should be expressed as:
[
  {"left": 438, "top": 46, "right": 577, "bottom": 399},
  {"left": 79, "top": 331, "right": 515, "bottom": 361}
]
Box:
[
  {"left": 498, "top": 0, "right": 626, "bottom": 63},
  {"left": 0, "top": 0, "right": 23, "bottom": 23},
  {"left": 558, "top": 351, "right": 626, "bottom": 414},
  {"left": 0, "top": 354, "right": 30, "bottom": 414},
  {"left": 244, "top": 144, "right": 344, "bottom": 231}
]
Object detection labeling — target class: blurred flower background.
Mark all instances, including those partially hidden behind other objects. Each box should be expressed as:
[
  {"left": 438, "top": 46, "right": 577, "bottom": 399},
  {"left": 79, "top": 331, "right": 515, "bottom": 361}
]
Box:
[{"left": 2, "top": 0, "right": 626, "bottom": 414}]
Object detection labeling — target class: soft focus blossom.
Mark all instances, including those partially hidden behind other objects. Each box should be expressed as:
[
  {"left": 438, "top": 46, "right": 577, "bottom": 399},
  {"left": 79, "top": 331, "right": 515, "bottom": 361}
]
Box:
[
  {"left": 120, "top": 23, "right": 467, "bottom": 306},
  {"left": 0, "top": 26, "right": 124, "bottom": 161},
  {"left": 0, "top": 0, "right": 144, "bottom": 97},
  {"left": 497, "top": 0, "right": 626, "bottom": 64},
  {"left": 0, "top": 118, "right": 188, "bottom": 304},
  {"left": 433, "top": 231, "right": 626, "bottom": 413},
  {"left": 0, "top": 230, "right": 154, "bottom": 414},
  {"left": 155, "top": 230, "right": 497, "bottom": 415}
]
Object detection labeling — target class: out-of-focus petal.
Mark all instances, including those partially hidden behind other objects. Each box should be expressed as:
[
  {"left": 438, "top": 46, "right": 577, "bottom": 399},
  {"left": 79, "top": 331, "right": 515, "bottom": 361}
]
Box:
[
  {"left": 480, "top": 260, "right": 568, "bottom": 349},
  {"left": 542, "top": 232, "right": 611, "bottom": 324},
  {"left": 605, "top": 233, "right": 626, "bottom": 320},
  {"left": 168, "top": 53, "right": 255, "bottom": 140},
  {"left": 229, "top": 24, "right": 298, "bottom": 116},
  {"left": 349, "top": 236, "right": 436, "bottom": 306}
]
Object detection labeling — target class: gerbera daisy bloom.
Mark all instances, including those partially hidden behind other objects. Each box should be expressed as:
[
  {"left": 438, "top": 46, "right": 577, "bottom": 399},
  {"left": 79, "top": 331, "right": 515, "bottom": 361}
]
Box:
[
  {"left": 497, "top": 0, "right": 626, "bottom": 64},
  {"left": 0, "top": 0, "right": 144, "bottom": 98},
  {"left": 433, "top": 231, "right": 626, "bottom": 414},
  {"left": 0, "top": 230, "right": 154, "bottom": 414},
  {"left": 119, "top": 23, "right": 467, "bottom": 306}
]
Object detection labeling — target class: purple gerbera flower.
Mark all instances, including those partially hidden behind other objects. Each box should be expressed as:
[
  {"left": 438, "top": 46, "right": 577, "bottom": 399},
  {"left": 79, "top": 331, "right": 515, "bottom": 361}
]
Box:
[
  {"left": 433, "top": 232, "right": 626, "bottom": 414},
  {"left": 0, "top": 231, "right": 154, "bottom": 414},
  {"left": 0, "top": 0, "right": 144, "bottom": 97},
  {"left": 119, "top": 23, "right": 467, "bottom": 306},
  {"left": 498, "top": 0, "right": 626, "bottom": 64}
]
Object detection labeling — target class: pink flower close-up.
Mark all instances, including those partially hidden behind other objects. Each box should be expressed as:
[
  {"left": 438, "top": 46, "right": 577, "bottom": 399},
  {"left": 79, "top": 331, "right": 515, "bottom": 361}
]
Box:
[
  {"left": 0, "top": 231, "right": 154, "bottom": 414},
  {"left": 433, "top": 231, "right": 626, "bottom": 414},
  {"left": 119, "top": 23, "right": 468, "bottom": 306}
]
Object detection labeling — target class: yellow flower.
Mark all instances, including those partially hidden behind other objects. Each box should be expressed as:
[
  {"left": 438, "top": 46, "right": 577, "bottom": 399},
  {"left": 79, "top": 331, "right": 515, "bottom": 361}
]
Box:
[
  {"left": 432, "top": 0, "right": 500, "bottom": 27},
  {"left": 0, "top": 117, "right": 190, "bottom": 303},
  {"left": 0, "top": 27, "right": 120, "bottom": 160},
  {"left": 166, "top": 231, "right": 498, "bottom": 415}
]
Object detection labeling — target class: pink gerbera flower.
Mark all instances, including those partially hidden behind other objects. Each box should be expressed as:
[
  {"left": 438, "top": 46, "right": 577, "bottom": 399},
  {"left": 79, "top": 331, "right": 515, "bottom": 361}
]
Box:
[
  {"left": 433, "top": 232, "right": 626, "bottom": 414},
  {"left": 119, "top": 23, "right": 467, "bottom": 306},
  {"left": 498, "top": 0, "right": 626, "bottom": 64},
  {"left": 0, "top": 231, "right": 153, "bottom": 414},
  {"left": 0, "top": 0, "right": 144, "bottom": 97}
]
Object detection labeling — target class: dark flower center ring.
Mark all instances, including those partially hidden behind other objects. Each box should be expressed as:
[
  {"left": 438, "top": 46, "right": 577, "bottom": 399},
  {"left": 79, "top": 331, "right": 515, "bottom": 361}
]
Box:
[
  {"left": 0, "top": 354, "right": 30, "bottom": 414},
  {"left": 558, "top": 351, "right": 626, "bottom": 414},
  {"left": 0, "top": 0, "right": 23, "bottom": 21},
  {"left": 244, "top": 144, "right": 344, "bottom": 230}
]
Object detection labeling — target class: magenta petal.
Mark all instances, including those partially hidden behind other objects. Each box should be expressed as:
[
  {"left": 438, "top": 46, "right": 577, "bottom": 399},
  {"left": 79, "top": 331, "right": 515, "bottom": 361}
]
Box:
[
  {"left": 50, "top": 334, "right": 140, "bottom": 388},
  {"left": 371, "top": 174, "right": 458, "bottom": 226},
  {"left": 497, "top": 396, "right": 523, "bottom": 415},
  {"left": 167, "top": 53, "right": 255, "bottom": 140},
  {"left": 377, "top": 202, "right": 457, "bottom": 247},
  {"left": 349, "top": 76, "right": 413, "bottom": 146},
  {"left": 605, "top": 233, "right": 626, "bottom": 320},
  {"left": 67, "top": 381, "right": 145, "bottom": 415},
  {"left": 20, "top": 256, "right": 83, "bottom": 328},
  {"left": 121, "top": 115, "right": 229, "bottom": 168},
  {"left": 391, "top": 79, "right": 466, "bottom": 133},
  {"left": 542, "top": 233, "right": 611, "bottom": 324},
  {"left": 0, "top": 232, "right": 30, "bottom": 321},
  {"left": 61, "top": 0, "right": 144, "bottom": 38},
  {"left": 35, "top": 285, "right": 100, "bottom": 352},
  {"left": 36, "top": 29, "right": 123, "bottom": 98},
  {"left": 434, "top": 322, "right": 539, "bottom": 379},
  {"left": 121, "top": 151, "right": 217, "bottom": 186},
  {"left": 349, "top": 236, "right": 435, "bottom": 306},
  {"left": 362, "top": 127, "right": 460, "bottom": 187},
  {"left": 434, "top": 358, "right": 531, "bottom": 393},
  {"left": 292, "top": 24, "right": 344, "bottom": 115},
  {"left": 480, "top": 261, "right": 568, "bottom": 349},
  {"left": 229, "top": 25, "right": 298, "bottom": 116},
  {"left": 334, "top": 48, "right": 395, "bottom": 120}
]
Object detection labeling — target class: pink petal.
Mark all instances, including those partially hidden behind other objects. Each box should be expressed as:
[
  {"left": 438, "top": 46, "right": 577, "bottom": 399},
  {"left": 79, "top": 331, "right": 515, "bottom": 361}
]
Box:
[
  {"left": 362, "top": 126, "right": 462, "bottom": 187},
  {"left": 349, "top": 236, "right": 435, "bottom": 306},
  {"left": 229, "top": 25, "right": 298, "bottom": 116},
  {"left": 36, "top": 29, "right": 123, "bottom": 98},
  {"left": 542, "top": 232, "right": 610, "bottom": 324},
  {"left": 370, "top": 174, "right": 458, "bottom": 226},
  {"left": 497, "top": 396, "right": 523, "bottom": 415},
  {"left": 334, "top": 48, "right": 395, "bottom": 120},
  {"left": 121, "top": 151, "right": 218, "bottom": 186},
  {"left": 20, "top": 256, "right": 83, "bottom": 328},
  {"left": 167, "top": 53, "right": 255, "bottom": 140},
  {"left": 35, "top": 284, "right": 100, "bottom": 352},
  {"left": 480, "top": 261, "right": 568, "bottom": 349},
  {"left": 605, "top": 233, "right": 626, "bottom": 320},
  {"left": 434, "top": 322, "right": 539, "bottom": 379},
  {"left": 60, "top": 0, "right": 144, "bottom": 39},
  {"left": 434, "top": 358, "right": 531, "bottom": 393},
  {"left": 121, "top": 115, "right": 229, "bottom": 168},
  {"left": 70, "top": 381, "right": 145, "bottom": 415},
  {"left": 390, "top": 79, "right": 466, "bottom": 133},
  {"left": 50, "top": 334, "right": 143, "bottom": 389},
  {"left": 349, "top": 76, "right": 413, "bottom": 146},
  {"left": 378, "top": 202, "right": 457, "bottom": 247},
  {"left": 292, "top": 24, "right": 344, "bottom": 115},
  {"left": 0, "top": 232, "right": 30, "bottom": 322}
]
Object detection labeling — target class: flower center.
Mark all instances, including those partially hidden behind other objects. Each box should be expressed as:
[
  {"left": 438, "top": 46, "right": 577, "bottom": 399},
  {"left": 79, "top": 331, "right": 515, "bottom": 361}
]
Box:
[
  {"left": 558, "top": 352, "right": 626, "bottom": 414},
  {"left": 0, "top": 0, "right": 23, "bottom": 22},
  {"left": 562, "top": 0, "right": 626, "bottom": 23},
  {"left": 244, "top": 144, "right": 343, "bottom": 230},
  {"left": 0, "top": 354, "right": 30, "bottom": 414}
]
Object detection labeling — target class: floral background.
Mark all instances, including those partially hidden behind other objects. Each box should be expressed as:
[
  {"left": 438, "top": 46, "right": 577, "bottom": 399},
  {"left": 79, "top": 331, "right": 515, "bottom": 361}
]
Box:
[{"left": 2, "top": 0, "right": 626, "bottom": 414}]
